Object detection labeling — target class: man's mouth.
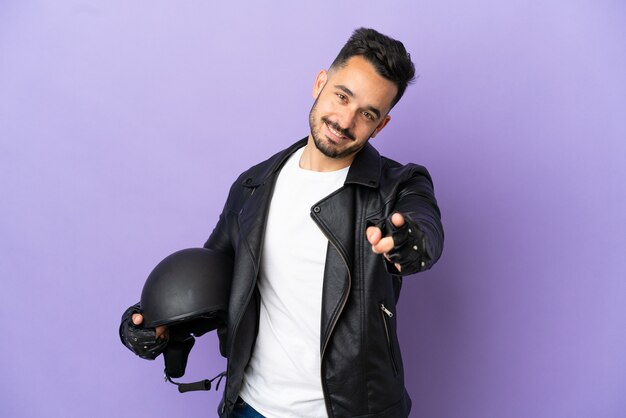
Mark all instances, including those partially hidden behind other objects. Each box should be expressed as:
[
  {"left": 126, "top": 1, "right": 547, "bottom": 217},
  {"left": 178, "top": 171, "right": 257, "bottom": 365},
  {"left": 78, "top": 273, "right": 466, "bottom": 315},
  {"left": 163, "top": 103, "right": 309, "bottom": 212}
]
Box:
[{"left": 323, "top": 118, "right": 354, "bottom": 143}]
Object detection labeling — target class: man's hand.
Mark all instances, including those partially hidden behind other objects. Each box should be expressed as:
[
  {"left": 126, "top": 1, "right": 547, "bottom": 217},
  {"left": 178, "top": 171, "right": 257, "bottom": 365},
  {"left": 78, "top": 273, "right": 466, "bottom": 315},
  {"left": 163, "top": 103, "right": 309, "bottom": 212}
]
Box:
[
  {"left": 132, "top": 313, "right": 169, "bottom": 340},
  {"left": 119, "top": 304, "right": 170, "bottom": 360},
  {"left": 366, "top": 212, "right": 430, "bottom": 274},
  {"left": 366, "top": 212, "right": 406, "bottom": 272}
]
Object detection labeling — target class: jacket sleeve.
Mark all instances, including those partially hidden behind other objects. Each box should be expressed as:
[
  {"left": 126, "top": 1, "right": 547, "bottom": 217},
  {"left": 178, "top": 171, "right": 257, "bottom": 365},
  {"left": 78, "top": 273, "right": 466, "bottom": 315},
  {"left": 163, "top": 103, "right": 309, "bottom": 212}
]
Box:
[
  {"left": 387, "top": 164, "right": 444, "bottom": 276},
  {"left": 203, "top": 204, "right": 235, "bottom": 258},
  {"left": 202, "top": 172, "right": 249, "bottom": 258},
  {"left": 202, "top": 175, "right": 246, "bottom": 357}
]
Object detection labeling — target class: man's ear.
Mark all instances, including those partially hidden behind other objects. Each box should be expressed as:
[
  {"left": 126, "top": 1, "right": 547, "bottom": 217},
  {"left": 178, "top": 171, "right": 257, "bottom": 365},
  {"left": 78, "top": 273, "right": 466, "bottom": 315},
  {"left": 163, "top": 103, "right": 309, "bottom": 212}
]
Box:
[
  {"left": 370, "top": 114, "right": 392, "bottom": 139},
  {"left": 312, "top": 70, "right": 328, "bottom": 98}
]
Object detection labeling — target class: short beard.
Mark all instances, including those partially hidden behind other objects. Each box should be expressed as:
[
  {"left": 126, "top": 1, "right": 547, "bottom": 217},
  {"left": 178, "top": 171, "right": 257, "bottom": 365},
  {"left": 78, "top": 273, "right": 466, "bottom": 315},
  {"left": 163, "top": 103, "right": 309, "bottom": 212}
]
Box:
[{"left": 308, "top": 98, "right": 368, "bottom": 160}]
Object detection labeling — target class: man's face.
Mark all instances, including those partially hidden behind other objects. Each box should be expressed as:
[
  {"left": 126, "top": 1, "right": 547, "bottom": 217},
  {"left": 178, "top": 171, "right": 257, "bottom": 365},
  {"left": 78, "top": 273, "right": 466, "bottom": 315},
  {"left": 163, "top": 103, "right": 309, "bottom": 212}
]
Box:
[{"left": 308, "top": 56, "right": 398, "bottom": 162}]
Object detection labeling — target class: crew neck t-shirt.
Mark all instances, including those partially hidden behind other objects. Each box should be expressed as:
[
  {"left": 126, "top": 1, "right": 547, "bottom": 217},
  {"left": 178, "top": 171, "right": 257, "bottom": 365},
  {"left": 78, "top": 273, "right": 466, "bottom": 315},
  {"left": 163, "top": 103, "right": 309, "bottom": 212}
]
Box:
[{"left": 238, "top": 146, "right": 350, "bottom": 417}]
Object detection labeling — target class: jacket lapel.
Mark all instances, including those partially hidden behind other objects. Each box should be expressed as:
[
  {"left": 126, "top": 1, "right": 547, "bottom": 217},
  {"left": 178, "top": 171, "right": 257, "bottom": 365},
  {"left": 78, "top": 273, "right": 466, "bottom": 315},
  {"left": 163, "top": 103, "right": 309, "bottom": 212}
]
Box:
[
  {"left": 237, "top": 181, "right": 274, "bottom": 272},
  {"left": 237, "top": 138, "right": 308, "bottom": 271}
]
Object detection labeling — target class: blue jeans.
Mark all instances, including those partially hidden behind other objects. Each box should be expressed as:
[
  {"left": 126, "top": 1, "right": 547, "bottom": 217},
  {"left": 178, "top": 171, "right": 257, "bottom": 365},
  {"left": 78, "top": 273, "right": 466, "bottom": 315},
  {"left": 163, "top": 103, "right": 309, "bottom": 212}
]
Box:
[{"left": 230, "top": 397, "right": 266, "bottom": 418}]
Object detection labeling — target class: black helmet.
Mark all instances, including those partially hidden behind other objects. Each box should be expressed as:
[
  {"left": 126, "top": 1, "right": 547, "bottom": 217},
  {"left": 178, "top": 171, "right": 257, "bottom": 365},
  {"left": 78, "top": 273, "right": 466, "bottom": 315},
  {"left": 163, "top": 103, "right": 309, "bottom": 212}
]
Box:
[
  {"left": 140, "top": 247, "right": 232, "bottom": 329},
  {"left": 140, "top": 247, "right": 233, "bottom": 391}
]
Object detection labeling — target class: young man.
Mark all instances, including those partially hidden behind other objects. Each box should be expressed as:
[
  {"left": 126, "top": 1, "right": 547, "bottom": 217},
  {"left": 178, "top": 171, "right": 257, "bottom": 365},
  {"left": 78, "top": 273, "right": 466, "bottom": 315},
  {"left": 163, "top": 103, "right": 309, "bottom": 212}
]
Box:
[{"left": 128, "top": 28, "right": 443, "bottom": 417}]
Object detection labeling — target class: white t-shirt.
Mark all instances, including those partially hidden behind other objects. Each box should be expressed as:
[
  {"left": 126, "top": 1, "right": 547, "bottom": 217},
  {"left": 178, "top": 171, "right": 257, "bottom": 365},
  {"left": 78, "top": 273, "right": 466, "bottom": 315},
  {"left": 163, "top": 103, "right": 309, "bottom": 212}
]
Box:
[{"left": 238, "top": 146, "right": 349, "bottom": 418}]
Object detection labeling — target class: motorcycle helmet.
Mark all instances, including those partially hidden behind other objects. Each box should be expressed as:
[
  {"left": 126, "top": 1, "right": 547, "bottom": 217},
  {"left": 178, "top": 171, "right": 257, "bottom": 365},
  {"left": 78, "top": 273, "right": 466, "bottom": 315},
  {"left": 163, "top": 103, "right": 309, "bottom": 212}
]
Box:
[{"left": 140, "top": 247, "right": 233, "bottom": 392}]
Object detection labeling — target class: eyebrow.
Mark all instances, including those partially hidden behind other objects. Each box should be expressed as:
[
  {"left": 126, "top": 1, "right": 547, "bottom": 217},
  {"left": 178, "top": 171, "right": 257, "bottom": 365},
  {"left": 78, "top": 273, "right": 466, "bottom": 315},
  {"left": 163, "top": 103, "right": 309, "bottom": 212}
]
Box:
[{"left": 335, "top": 84, "right": 382, "bottom": 120}]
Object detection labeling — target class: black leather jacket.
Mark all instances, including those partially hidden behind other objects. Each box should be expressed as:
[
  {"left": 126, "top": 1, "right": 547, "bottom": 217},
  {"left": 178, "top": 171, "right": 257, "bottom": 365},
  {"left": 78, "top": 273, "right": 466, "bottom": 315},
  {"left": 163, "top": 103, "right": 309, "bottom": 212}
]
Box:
[{"left": 205, "top": 138, "right": 444, "bottom": 417}]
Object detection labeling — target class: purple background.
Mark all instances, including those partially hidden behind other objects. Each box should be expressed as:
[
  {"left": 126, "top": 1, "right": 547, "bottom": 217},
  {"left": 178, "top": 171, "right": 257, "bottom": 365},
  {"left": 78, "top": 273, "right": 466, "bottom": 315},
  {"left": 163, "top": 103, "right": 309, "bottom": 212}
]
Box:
[{"left": 1, "top": 1, "right": 625, "bottom": 417}]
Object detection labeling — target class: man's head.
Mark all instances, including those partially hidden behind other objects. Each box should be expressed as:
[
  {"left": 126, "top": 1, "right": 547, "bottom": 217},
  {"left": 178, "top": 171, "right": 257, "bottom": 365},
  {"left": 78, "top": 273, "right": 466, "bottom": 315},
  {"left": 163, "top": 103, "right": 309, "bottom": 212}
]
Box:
[
  {"left": 307, "top": 28, "right": 415, "bottom": 167},
  {"left": 329, "top": 28, "right": 415, "bottom": 109}
]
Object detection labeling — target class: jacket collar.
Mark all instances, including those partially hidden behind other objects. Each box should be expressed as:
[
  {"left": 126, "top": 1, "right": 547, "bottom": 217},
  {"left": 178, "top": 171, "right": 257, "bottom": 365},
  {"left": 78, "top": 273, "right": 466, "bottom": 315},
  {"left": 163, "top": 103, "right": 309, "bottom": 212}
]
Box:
[{"left": 240, "top": 137, "right": 382, "bottom": 188}]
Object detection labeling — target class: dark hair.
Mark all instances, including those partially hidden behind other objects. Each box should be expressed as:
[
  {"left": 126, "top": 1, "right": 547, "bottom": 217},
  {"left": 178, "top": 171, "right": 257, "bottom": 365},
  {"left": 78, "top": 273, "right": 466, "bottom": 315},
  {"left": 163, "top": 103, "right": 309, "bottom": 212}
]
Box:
[{"left": 330, "top": 28, "right": 416, "bottom": 108}]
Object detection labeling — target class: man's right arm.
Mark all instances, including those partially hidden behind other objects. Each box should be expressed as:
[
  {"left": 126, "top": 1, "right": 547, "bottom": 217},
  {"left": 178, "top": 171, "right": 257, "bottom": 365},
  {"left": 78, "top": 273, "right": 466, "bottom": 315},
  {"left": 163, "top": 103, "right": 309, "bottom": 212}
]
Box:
[
  {"left": 202, "top": 171, "right": 251, "bottom": 257},
  {"left": 120, "top": 172, "right": 245, "bottom": 359}
]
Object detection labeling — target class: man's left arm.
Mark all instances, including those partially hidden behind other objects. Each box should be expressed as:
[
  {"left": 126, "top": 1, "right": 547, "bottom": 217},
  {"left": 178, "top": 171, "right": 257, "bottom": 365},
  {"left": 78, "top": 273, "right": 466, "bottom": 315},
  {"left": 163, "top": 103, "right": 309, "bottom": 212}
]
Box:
[{"left": 366, "top": 168, "right": 444, "bottom": 275}]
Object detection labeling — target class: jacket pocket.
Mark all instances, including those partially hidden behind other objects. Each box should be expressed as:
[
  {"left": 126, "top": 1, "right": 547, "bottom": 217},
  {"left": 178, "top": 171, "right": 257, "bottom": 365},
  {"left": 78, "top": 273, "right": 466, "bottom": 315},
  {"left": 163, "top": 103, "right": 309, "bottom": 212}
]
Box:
[{"left": 379, "top": 302, "right": 399, "bottom": 376}]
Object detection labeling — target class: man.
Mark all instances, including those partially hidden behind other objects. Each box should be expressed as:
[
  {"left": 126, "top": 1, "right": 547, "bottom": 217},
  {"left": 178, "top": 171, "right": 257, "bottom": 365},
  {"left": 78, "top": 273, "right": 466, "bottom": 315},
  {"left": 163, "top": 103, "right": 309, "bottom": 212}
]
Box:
[{"left": 126, "top": 28, "right": 443, "bottom": 417}]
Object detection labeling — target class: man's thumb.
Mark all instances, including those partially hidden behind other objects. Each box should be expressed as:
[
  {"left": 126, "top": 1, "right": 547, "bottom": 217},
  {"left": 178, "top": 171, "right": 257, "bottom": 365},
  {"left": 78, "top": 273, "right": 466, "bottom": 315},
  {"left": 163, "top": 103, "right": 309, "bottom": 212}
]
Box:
[{"left": 132, "top": 313, "right": 143, "bottom": 326}]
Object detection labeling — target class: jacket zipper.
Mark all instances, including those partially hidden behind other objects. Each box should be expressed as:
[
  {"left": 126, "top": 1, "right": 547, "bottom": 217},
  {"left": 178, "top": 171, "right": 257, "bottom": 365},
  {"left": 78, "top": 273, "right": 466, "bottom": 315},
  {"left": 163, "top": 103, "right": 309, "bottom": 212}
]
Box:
[
  {"left": 223, "top": 184, "right": 271, "bottom": 415},
  {"left": 380, "top": 303, "right": 399, "bottom": 375},
  {"left": 312, "top": 206, "right": 352, "bottom": 418},
  {"left": 320, "top": 237, "right": 351, "bottom": 359}
]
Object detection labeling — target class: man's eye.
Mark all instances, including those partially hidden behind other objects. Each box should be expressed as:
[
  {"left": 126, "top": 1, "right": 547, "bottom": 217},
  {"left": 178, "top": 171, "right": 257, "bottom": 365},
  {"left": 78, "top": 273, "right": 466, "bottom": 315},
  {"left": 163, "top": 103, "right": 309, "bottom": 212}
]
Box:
[
  {"left": 363, "top": 111, "right": 374, "bottom": 121},
  {"left": 336, "top": 93, "right": 346, "bottom": 101}
]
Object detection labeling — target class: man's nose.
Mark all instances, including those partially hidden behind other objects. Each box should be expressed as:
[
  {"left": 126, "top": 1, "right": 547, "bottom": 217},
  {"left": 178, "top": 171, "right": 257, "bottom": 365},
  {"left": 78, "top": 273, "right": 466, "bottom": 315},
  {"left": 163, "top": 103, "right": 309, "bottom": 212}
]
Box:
[{"left": 336, "top": 110, "right": 356, "bottom": 131}]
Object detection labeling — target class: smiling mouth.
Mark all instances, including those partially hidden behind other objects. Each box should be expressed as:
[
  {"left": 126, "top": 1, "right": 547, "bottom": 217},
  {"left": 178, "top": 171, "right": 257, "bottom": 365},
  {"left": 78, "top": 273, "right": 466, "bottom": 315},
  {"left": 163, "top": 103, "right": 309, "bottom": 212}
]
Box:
[
  {"left": 323, "top": 118, "right": 354, "bottom": 143},
  {"left": 327, "top": 122, "right": 345, "bottom": 141}
]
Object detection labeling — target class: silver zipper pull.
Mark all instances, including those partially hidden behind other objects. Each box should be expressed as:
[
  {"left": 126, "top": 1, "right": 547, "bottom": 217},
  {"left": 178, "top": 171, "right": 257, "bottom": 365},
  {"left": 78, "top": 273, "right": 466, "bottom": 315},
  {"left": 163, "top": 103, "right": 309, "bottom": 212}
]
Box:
[{"left": 380, "top": 303, "right": 394, "bottom": 318}]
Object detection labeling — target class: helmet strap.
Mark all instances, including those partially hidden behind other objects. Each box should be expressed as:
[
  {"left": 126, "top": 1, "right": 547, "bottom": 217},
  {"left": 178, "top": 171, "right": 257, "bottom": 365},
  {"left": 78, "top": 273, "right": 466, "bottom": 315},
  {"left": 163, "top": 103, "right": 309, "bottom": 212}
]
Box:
[{"left": 164, "top": 370, "right": 227, "bottom": 393}]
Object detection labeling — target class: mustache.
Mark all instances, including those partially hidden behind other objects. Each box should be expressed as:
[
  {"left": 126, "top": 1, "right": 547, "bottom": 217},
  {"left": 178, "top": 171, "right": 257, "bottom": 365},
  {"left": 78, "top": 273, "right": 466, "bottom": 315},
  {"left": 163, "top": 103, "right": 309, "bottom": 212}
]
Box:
[{"left": 321, "top": 116, "right": 355, "bottom": 141}]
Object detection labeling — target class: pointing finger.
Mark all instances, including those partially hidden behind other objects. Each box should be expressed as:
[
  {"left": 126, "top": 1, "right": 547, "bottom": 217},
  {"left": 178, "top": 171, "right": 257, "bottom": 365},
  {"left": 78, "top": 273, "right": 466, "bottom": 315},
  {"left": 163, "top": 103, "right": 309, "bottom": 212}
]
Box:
[{"left": 372, "top": 236, "right": 395, "bottom": 254}]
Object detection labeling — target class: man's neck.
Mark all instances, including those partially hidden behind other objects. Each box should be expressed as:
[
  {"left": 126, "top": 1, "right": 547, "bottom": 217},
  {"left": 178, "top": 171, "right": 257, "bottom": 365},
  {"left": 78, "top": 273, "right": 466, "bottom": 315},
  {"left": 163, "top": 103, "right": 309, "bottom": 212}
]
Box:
[{"left": 299, "top": 135, "right": 354, "bottom": 172}]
